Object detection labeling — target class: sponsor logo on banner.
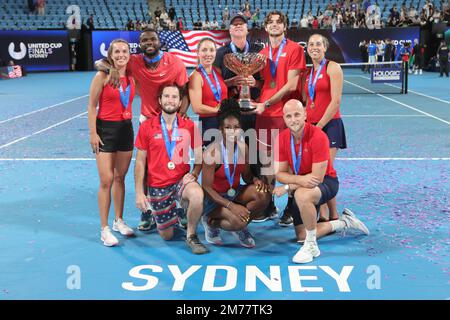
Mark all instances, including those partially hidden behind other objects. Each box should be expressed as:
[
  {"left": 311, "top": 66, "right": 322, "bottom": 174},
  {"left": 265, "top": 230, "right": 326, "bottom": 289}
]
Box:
[
  {"left": 8, "top": 41, "right": 64, "bottom": 60},
  {"left": 371, "top": 68, "right": 403, "bottom": 83},
  {"left": 8, "top": 42, "right": 27, "bottom": 60}
]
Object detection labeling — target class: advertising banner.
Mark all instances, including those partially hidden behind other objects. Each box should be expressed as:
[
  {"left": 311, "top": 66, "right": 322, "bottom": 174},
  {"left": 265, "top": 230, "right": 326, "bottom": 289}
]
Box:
[{"left": 0, "top": 30, "right": 70, "bottom": 71}]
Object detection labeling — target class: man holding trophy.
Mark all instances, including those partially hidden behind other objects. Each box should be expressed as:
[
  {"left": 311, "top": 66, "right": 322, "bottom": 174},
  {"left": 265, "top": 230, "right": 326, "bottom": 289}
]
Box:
[
  {"left": 215, "top": 14, "right": 276, "bottom": 222},
  {"left": 252, "top": 10, "right": 306, "bottom": 226}
]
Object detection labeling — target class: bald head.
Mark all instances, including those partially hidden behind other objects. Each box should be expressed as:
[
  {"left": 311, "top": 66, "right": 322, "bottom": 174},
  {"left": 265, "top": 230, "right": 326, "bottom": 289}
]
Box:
[
  {"left": 283, "top": 99, "right": 304, "bottom": 114},
  {"left": 283, "top": 99, "right": 306, "bottom": 134}
]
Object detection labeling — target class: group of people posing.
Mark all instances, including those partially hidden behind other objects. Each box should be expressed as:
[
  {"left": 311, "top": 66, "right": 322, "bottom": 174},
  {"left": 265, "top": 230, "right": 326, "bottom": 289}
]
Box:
[{"left": 88, "top": 11, "right": 369, "bottom": 264}]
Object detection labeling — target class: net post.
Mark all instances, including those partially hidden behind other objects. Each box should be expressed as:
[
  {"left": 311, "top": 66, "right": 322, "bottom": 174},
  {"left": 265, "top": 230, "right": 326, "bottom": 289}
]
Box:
[{"left": 402, "top": 60, "right": 408, "bottom": 94}]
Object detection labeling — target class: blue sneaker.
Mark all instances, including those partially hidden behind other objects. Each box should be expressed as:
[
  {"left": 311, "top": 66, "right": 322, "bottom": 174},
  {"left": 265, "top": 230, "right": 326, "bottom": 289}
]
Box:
[
  {"left": 231, "top": 227, "right": 256, "bottom": 248},
  {"left": 201, "top": 215, "right": 222, "bottom": 245}
]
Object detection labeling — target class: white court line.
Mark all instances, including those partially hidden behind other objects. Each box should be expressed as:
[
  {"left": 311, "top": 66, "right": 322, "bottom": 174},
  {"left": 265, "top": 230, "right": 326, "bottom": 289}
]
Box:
[
  {"left": 1, "top": 157, "right": 449, "bottom": 161},
  {"left": 358, "top": 75, "right": 450, "bottom": 105},
  {"left": 0, "top": 111, "right": 87, "bottom": 150},
  {"left": 0, "top": 95, "right": 89, "bottom": 125},
  {"left": 344, "top": 80, "right": 450, "bottom": 125}
]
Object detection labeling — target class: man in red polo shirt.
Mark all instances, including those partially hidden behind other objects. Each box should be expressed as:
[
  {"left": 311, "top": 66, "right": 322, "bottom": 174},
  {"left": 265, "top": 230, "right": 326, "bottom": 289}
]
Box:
[
  {"left": 273, "top": 100, "right": 369, "bottom": 263},
  {"left": 134, "top": 84, "right": 208, "bottom": 254},
  {"left": 96, "top": 28, "right": 189, "bottom": 230},
  {"left": 252, "top": 10, "right": 306, "bottom": 225}
]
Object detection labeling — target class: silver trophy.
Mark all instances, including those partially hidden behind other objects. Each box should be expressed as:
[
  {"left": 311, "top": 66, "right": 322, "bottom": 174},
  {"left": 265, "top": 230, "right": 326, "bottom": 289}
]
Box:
[{"left": 223, "top": 52, "right": 266, "bottom": 111}]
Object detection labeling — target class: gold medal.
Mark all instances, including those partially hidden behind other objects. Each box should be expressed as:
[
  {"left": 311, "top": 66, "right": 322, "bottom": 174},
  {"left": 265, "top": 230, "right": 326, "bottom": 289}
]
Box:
[
  {"left": 167, "top": 161, "right": 175, "bottom": 170},
  {"left": 310, "top": 101, "right": 315, "bottom": 109},
  {"left": 270, "top": 80, "right": 276, "bottom": 89}
]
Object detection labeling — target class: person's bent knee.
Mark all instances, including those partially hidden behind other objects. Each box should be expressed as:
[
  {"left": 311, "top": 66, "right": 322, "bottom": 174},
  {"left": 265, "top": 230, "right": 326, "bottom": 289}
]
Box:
[
  {"left": 159, "top": 228, "right": 174, "bottom": 241},
  {"left": 294, "top": 189, "right": 314, "bottom": 205}
]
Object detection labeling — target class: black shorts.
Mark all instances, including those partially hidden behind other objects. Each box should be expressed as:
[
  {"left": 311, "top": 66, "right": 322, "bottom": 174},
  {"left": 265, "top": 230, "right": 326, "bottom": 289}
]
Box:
[
  {"left": 96, "top": 119, "right": 134, "bottom": 153},
  {"left": 320, "top": 118, "right": 347, "bottom": 149},
  {"left": 292, "top": 176, "right": 339, "bottom": 226}
]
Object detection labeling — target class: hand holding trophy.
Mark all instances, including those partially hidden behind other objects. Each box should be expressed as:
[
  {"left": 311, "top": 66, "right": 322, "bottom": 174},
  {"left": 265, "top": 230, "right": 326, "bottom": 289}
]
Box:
[{"left": 223, "top": 52, "right": 266, "bottom": 111}]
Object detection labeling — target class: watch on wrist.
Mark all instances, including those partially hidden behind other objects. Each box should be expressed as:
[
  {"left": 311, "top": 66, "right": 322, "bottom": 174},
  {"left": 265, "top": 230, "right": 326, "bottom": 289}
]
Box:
[
  {"left": 264, "top": 101, "right": 271, "bottom": 108},
  {"left": 284, "top": 184, "right": 289, "bottom": 191}
]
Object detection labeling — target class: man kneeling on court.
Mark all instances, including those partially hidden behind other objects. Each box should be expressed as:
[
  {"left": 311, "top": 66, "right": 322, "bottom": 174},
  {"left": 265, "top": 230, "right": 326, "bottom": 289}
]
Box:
[
  {"left": 273, "top": 99, "right": 369, "bottom": 263},
  {"left": 134, "top": 84, "right": 209, "bottom": 254}
]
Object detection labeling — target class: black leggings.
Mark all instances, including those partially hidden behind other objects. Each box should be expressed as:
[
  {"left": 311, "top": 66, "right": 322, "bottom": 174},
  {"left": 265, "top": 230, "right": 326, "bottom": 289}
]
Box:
[{"left": 440, "top": 59, "right": 449, "bottom": 76}]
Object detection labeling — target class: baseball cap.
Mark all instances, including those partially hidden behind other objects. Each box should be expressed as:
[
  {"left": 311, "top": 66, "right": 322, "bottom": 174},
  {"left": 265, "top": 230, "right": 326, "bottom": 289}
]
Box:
[{"left": 230, "top": 14, "right": 247, "bottom": 25}]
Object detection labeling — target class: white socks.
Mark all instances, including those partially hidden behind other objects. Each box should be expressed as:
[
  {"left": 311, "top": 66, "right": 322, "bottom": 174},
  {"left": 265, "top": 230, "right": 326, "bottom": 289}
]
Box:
[
  {"left": 330, "top": 220, "right": 346, "bottom": 232},
  {"left": 305, "top": 228, "right": 317, "bottom": 242}
]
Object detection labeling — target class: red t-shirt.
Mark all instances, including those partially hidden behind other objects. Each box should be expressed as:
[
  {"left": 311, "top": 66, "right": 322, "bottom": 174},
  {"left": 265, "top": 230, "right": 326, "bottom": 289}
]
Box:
[
  {"left": 258, "top": 38, "right": 306, "bottom": 117},
  {"left": 98, "top": 76, "right": 135, "bottom": 121},
  {"left": 304, "top": 61, "right": 341, "bottom": 124},
  {"left": 274, "top": 123, "right": 337, "bottom": 178},
  {"left": 135, "top": 113, "right": 202, "bottom": 188},
  {"left": 127, "top": 53, "right": 189, "bottom": 118},
  {"left": 193, "top": 67, "right": 228, "bottom": 118}
]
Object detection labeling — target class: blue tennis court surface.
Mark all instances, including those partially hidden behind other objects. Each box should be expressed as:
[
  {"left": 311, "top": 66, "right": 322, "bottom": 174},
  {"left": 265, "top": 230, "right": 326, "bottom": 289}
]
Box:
[{"left": 0, "top": 71, "right": 449, "bottom": 300}]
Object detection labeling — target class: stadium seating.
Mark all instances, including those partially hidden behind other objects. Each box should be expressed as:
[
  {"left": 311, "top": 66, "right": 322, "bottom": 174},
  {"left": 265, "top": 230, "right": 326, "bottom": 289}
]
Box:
[{"left": 0, "top": 0, "right": 439, "bottom": 30}]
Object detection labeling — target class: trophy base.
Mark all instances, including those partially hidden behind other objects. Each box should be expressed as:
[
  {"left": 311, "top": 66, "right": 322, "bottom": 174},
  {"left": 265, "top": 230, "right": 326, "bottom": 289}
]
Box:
[{"left": 238, "top": 99, "right": 256, "bottom": 111}]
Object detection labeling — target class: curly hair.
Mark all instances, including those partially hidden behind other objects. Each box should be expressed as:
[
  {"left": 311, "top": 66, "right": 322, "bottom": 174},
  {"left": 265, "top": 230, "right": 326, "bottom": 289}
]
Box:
[{"left": 218, "top": 98, "right": 242, "bottom": 128}]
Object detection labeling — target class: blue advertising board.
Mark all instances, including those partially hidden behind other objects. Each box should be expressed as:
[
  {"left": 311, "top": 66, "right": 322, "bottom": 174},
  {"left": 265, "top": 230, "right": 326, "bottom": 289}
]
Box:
[
  {"left": 0, "top": 30, "right": 70, "bottom": 71},
  {"left": 371, "top": 67, "right": 404, "bottom": 83},
  {"left": 91, "top": 31, "right": 141, "bottom": 64}
]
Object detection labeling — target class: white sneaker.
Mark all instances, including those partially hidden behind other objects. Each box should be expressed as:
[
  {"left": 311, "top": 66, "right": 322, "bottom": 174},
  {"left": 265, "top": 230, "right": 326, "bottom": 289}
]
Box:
[
  {"left": 419, "top": 69, "right": 422, "bottom": 75},
  {"left": 113, "top": 218, "right": 135, "bottom": 236},
  {"left": 231, "top": 227, "right": 256, "bottom": 248},
  {"left": 201, "top": 215, "right": 222, "bottom": 245},
  {"left": 101, "top": 226, "right": 119, "bottom": 247},
  {"left": 341, "top": 208, "right": 370, "bottom": 235},
  {"left": 414, "top": 70, "right": 418, "bottom": 75},
  {"left": 292, "top": 241, "right": 320, "bottom": 264}
]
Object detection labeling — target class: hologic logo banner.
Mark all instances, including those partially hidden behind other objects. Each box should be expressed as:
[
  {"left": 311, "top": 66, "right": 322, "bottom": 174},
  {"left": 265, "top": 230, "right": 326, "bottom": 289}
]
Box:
[
  {"left": 0, "top": 30, "right": 70, "bottom": 71},
  {"left": 371, "top": 67, "right": 403, "bottom": 83}
]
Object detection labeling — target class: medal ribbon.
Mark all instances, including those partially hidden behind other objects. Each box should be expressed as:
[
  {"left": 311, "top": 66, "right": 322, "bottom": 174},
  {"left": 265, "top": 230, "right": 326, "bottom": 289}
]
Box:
[
  {"left": 199, "top": 64, "right": 222, "bottom": 102},
  {"left": 308, "top": 59, "right": 326, "bottom": 103},
  {"left": 160, "top": 115, "right": 178, "bottom": 161},
  {"left": 221, "top": 141, "right": 238, "bottom": 189},
  {"left": 230, "top": 41, "right": 249, "bottom": 54},
  {"left": 290, "top": 133, "right": 303, "bottom": 175},
  {"left": 119, "top": 77, "right": 131, "bottom": 111},
  {"left": 143, "top": 51, "right": 164, "bottom": 64},
  {"left": 269, "top": 38, "right": 286, "bottom": 80}
]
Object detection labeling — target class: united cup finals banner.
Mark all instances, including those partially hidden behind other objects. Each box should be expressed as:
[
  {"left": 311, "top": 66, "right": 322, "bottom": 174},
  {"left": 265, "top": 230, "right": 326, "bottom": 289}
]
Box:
[{"left": 0, "top": 30, "right": 70, "bottom": 71}]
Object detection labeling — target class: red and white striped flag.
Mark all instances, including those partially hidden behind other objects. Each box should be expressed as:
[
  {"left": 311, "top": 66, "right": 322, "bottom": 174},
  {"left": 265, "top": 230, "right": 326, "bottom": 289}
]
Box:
[{"left": 159, "top": 30, "right": 230, "bottom": 68}]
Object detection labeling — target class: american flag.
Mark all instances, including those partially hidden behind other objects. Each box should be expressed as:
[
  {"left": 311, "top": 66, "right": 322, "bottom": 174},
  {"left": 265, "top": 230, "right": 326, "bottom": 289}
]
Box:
[{"left": 159, "top": 30, "right": 230, "bottom": 68}]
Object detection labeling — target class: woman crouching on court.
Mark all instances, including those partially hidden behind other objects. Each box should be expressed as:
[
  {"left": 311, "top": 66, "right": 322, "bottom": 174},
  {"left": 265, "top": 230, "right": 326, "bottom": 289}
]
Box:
[
  {"left": 201, "top": 98, "right": 271, "bottom": 248},
  {"left": 87, "top": 39, "right": 135, "bottom": 246},
  {"left": 304, "top": 33, "right": 349, "bottom": 222}
]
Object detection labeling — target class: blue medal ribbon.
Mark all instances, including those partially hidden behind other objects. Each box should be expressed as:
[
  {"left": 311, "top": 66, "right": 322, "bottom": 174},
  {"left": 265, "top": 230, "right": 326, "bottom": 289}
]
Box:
[
  {"left": 308, "top": 59, "right": 327, "bottom": 103},
  {"left": 160, "top": 115, "right": 178, "bottom": 161},
  {"left": 290, "top": 133, "right": 303, "bottom": 175},
  {"left": 269, "top": 38, "right": 286, "bottom": 80},
  {"left": 199, "top": 64, "right": 222, "bottom": 103},
  {"left": 143, "top": 51, "right": 164, "bottom": 65},
  {"left": 221, "top": 141, "right": 238, "bottom": 189},
  {"left": 230, "top": 41, "right": 249, "bottom": 54},
  {"left": 118, "top": 77, "right": 131, "bottom": 110}
]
